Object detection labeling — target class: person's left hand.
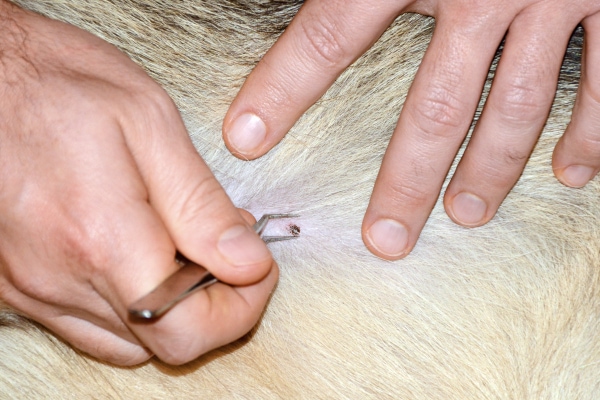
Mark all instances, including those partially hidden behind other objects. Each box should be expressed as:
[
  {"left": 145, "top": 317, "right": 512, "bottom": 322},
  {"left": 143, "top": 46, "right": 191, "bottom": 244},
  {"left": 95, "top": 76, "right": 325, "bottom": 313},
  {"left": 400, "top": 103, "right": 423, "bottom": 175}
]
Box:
[{"left": 222, "top": 0, "right": 600, "bottom": 260}]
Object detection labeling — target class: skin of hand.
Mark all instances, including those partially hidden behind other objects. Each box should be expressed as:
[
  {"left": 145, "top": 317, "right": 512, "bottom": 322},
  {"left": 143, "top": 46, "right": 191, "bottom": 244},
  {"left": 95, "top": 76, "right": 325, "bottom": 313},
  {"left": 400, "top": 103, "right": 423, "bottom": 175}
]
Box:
[
  {"left": 223, "top": 0, "right": 600, "bottom": 260},
  {"left": 0, "top": 2, "right": 278, "bottom": 366}
]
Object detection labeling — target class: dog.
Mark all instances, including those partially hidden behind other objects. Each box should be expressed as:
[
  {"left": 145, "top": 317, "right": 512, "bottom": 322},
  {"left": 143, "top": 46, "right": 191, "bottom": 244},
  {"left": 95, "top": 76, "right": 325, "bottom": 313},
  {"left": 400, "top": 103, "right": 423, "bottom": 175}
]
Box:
[{"left": 1, "top": 1, "right": 598, "bottom": 398}]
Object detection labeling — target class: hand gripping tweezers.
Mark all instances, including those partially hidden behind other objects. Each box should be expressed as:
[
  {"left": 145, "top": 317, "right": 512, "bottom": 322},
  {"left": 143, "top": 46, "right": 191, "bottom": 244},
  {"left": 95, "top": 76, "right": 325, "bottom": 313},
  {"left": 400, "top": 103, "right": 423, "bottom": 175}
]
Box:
[{"left": 128, "top": 214, "right": 298, "bottom": 320}]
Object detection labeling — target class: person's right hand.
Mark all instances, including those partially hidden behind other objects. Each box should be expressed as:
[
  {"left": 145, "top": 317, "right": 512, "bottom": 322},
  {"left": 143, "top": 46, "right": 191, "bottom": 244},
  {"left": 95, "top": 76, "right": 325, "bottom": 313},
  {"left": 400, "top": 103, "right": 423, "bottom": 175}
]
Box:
[{"left": 0, "top": 1, "right": 277, "bottom": 366}]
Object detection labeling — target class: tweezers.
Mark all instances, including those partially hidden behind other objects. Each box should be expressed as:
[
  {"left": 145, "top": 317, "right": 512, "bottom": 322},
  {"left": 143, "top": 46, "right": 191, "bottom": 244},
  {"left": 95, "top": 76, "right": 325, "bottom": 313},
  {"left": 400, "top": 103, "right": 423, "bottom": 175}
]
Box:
[{"left": 128, "top": 214, "right": 298, "bottom": 319}]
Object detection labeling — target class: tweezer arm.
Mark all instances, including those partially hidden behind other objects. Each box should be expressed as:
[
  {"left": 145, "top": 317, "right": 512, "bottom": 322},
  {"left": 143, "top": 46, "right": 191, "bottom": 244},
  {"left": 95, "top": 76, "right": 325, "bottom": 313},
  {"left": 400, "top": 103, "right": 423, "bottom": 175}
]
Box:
[{"left": 128, "top": 258, "right": 217, "bottom": 319}]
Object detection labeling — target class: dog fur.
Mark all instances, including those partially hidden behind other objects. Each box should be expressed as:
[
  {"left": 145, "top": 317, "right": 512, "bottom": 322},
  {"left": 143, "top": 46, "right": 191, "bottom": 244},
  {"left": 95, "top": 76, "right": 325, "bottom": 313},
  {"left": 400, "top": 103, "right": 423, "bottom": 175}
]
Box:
[{"left": 1, "top": 1, "right": 598, "bottom": 398}]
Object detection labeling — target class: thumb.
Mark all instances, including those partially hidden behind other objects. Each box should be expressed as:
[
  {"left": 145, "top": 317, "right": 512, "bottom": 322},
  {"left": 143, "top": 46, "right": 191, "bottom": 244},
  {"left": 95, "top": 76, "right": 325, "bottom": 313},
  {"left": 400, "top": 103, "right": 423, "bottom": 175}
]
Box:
[{"left": 124, "top": 93, "right": 273, "bottom": 286}]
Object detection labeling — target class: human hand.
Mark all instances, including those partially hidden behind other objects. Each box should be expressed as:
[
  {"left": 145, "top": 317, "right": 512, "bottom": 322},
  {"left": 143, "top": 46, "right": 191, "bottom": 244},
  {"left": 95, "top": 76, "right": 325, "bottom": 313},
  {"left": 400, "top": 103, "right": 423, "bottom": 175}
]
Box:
[
  {"left": 0, "top": 2, "right": 277, "bottom": 366},
  {"left": 223, "top": 0, "right": 600, "bottom": 259}
]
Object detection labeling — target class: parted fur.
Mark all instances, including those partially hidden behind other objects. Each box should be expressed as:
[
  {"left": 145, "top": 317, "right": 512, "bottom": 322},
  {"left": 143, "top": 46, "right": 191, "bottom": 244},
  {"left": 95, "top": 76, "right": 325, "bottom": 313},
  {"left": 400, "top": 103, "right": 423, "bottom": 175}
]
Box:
[{"left": 1, "top": 1, "right": 599, "bottom": 398}]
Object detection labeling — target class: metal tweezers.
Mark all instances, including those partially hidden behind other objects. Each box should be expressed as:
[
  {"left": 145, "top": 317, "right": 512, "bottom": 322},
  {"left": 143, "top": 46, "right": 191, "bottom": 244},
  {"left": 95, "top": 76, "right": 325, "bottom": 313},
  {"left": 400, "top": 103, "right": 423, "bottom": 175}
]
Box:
[{"left": 128, "top": 214, "right": 298, "bottom": 319}]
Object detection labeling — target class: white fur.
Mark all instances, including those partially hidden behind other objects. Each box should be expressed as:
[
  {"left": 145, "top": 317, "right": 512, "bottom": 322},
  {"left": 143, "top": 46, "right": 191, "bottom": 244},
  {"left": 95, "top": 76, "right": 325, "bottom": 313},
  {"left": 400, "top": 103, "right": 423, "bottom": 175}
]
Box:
[{"left": 1, "top": 2, "right": 598, "bottom": 398}]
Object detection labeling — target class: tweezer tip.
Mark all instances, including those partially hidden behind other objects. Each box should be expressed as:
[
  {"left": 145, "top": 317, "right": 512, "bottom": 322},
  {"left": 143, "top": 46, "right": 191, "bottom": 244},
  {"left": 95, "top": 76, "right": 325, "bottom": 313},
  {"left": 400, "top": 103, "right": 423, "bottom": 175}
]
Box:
[
  {"left": 261, "top": 213, "right": 300, "bottom": 219},
  {"left": 262, "top": 235, "right": 299, "bottom": 243}
]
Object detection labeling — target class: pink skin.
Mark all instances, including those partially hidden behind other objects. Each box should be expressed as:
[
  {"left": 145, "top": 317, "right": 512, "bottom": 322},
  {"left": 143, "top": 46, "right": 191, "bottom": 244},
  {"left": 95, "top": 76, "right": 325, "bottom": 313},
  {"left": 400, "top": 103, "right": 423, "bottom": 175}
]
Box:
[
  {"left": 223, "top": 0, "right": 600, "bottom": 260},
  {"left": 0, "top": 2, "right": 277, "bottom": 365}
]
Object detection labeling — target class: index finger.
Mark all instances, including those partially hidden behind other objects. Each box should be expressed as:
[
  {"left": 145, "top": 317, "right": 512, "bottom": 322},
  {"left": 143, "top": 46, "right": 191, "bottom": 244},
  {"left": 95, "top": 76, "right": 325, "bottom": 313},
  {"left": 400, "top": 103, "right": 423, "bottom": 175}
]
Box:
[{"left": 223, "top": 0, "right": 403, "bottom": 159}]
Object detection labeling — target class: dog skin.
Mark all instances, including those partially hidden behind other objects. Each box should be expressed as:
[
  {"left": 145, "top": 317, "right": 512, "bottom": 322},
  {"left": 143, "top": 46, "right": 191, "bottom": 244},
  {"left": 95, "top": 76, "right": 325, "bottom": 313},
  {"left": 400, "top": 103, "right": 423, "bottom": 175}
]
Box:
[{"left": 0, "top": 1, "right": 599, "bottom": 398}]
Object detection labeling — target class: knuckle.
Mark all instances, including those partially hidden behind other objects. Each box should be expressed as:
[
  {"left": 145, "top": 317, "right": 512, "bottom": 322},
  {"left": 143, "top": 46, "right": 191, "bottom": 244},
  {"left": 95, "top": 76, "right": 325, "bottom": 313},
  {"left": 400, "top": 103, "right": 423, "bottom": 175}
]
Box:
[
  {"left": 9, "top": 272, "right": 55, "bottom": 303},
  {"left": 468, "top": 148, "right": 527, "bottom": 189},
  {"left": 263, "top": 75, "right": 305, "bottom": 112},
  {"left": 103, "top": 349, "right": 151, "bottom": 367},
  {"left": 172, "top": 175, "right": 226, "bottom": 230},
  {"left": 87, "top": 340, "right": 151, "bottom": 367},
  {"left": 6, "top": 265, "right": 59, "bottom": 307},
  {"left": 4, "top": 205, "right": 119, "bottom": 302},
  {"left": 297, "top": 11, "right": 351, "bottom": 69},
  {"left": 61, "top": 219, "right": 114, "bottom": 273},
  {"left": 478, "top": 158, "right": 522, "bottom": 188},
  {"left": 386, "top": 180, "right": 432, "bottom": 210},
  {"left": 136, "top": 87, "right": 177, "bottom": 120},
  {"left": 408, "top": 87, "right": 466, "bottom": 141},
  {"left": 491, "top": 81, "right": 549, "bottom": 125},
  {"left": 580, "top": 132, "right": 600, "bottom": 150},
  {"left": 54, "top": 203, "right": 124, "bottom": 277},
  {"left": 582, "top": 84, "right": 600, "bottom": 109},
  {"left": 503, "top": 148, "right": 530, "bottom": 165},
  {"left": 67, "top": 324, "right": 152, "bottom": 366},
  {"left": 570, "top": 131, "right": 600, "bottom": 160},
  {"left": 122, "top": 81, "right": 178, "bottom": 132},
  {"left": 152, "top": 332, "right": 206, "bottom": 366}
]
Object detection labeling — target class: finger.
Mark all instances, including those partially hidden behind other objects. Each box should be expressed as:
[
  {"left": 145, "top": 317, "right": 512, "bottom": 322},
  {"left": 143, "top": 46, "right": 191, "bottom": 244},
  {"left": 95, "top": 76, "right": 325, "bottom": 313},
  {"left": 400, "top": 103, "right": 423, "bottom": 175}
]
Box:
[
  {"left": 222, "top": 0, "right": 403, "bottom": 159},
  {"left": 123, "top": 91, "right": 272, "bottom": 286},
  {"left": 46, "top": 315, "right": 152, "bottom": 366},
  {"left": 362, "top": 13, "right": 511, "bottom": 260},
  {"left": 238, "top": 208, "right": 257, "bottom": 225},
  {"left": 0, "top": 271, "right": 143, "bottom": 347},
  {"left": 132, "top": 261, "right": 279, "bottom": 365},
  {"left": 445, "top": 8, "right": 578, "bottom": 226},
  {"left": 0, "top": 282, "right": 151, "bottom": 366},
  {"left": 553, "top": 13, "right": 600, "bottom": 187}
]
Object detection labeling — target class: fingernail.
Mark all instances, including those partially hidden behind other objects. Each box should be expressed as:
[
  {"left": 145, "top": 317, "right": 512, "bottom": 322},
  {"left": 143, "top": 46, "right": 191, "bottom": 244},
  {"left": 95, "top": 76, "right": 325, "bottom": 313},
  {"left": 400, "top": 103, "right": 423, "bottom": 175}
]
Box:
[
  {"left": 451, "top": 192, "right": 487, "bottom": 226},
  {"left": 366, "top": 218, "right": 409, "bottom": 258},
  {"left": 561, "top": 165, "right": 595, "bottom": 188},
  {"left": 218, "top": 225, "right": 270, "bottom": 267},
  {"left": 226, "top": 113, "right": 266, "bottom": 154}
]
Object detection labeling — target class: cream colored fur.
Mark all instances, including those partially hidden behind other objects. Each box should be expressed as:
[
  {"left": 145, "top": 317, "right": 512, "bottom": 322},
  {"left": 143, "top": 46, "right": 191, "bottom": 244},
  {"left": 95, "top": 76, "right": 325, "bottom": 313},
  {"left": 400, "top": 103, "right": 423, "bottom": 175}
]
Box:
[{"left": 1, "top": 1, "right": 598, "bottom": 398}]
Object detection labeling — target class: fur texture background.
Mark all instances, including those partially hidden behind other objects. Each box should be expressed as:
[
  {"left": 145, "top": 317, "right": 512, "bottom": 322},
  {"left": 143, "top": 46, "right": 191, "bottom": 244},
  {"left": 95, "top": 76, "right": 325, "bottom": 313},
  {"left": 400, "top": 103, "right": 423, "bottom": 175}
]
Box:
[{"left": 1, "top": 1, "right": 599, "bottom": 398}]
